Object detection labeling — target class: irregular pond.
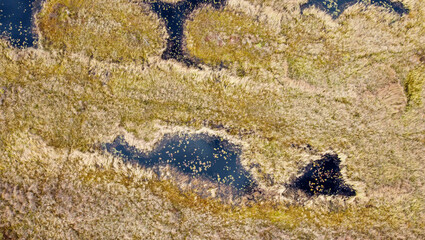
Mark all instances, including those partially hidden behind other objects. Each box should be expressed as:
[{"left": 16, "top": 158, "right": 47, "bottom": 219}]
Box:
[
  {"left": 292, "top": 153, "right": 356, "bottom": 196},
  {"left": 0, "top": 0, "right": 38, "bottom": 47},
  {"left": 300, "top": 0, "right": 409, "bottom": 19},
  {"left": 147, "top": 0, "right": 227, "bottom": 67},
  {"left": 103, "top": 133, "right": 258, "bottom": 195}
]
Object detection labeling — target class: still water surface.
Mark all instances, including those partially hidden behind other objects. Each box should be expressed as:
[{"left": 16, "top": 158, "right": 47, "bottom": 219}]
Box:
[
  {"left": 0, "top": 0, "right": 36, "bottom": 47},
  {"left": 104, "top": 134, "right": 258, "bottom": 194}
]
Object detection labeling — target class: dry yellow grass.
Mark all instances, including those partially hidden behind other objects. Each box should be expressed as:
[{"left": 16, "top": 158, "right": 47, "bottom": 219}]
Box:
[{"left": 1, "top": 0, "right": 424, "bottom": 238}]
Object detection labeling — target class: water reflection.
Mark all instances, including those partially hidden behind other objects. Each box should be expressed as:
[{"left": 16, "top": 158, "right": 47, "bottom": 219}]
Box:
[{"left": 104, "top": 134, "right": 257, "bottom": 194}]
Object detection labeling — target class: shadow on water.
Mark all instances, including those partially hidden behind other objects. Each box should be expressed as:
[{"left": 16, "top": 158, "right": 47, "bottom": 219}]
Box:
[
  {"left": 292, "top": 153, "right": 356, "bottom": 196},
  {"left": 300, "top": 0, "right": 409, "bottom": 19},
  {"left": 0, "top": 0, "right": 40, "bottom": 47},
  {"left": 146, "top": 0, "right": 227, "bottom": 68},
  {"left": 103, "top": 134, "right": 258, "bottom": 195}
]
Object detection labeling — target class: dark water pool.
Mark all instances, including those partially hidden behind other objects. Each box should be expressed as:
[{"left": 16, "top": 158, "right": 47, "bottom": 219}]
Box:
[
  {"left": 0, "top": 0, "right": 38, "bottom": 47},
  {"left": 103, "top": 134, "right": 257, "bottom": 194},
  {"left": 300, "top": 0, "right": 409, "bottom": 19},
  {"left": 292, "top": 153, "right": 356, "bottom": 196},
  {"left": 147, "top": 0, "right": 227, "bottom": 67}
]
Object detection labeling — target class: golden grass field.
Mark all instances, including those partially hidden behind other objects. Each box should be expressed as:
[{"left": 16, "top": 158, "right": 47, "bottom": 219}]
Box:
[{"left": 1, "top": 0, "right": 424, "bottom": 238}]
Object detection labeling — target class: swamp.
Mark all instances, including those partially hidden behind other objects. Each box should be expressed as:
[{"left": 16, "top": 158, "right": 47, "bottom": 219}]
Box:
[{"left": 0, "top": 0, "right": 424, "bottom": 238}]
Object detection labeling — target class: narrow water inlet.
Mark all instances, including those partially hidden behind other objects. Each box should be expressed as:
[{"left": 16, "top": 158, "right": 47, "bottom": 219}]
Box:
[
  {"left": 103, "top": 134, "right": 258, "bottom": 195},
  {"left": 146, "top": 0, "right": 227, "bottom": 66},
  {"left": 0, "top": 0, "right": 38, "bottom": 47}
]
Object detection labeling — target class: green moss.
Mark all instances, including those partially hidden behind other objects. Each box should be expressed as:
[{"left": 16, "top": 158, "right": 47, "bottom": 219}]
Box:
[
  {"left": 287, "top": 56, "right": 323, "bottom": 82},
  {"left": 405, "top": 66, "right": 425, "bottom": 108}
]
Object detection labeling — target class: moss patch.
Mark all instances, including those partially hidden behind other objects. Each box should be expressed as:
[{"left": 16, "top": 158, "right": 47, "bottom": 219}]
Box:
[
  {"left": 186, "top": 8, "right": 277, "bottom": 71},
  {"left": 405, "top": 66, "right": 425, "bottom": 108},
  {"left": 36, "top": 0, "right": 165, "bottom": 63}
]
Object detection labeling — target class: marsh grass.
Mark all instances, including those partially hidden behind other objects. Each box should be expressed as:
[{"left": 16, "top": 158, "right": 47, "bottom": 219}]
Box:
[
  {"left": 36, "top": 0, "right": 166, "bottom": 63},
  {"left": 1, "top": 0, "right": 425, "bottom": 238},
  {"left": 186, "top": 7, "right": 278, "bottom": 73}
]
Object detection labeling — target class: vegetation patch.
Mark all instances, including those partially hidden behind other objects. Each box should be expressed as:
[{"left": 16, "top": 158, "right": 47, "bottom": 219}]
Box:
[
  {"left": 185, "top": 7, "right": 277, "bottom": 71},
  {"left": 36, "top": 0, "right": 165, "bottom": 63},
  {"left": 405, "top": 65, "right": 425, "bottom": 108}
]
